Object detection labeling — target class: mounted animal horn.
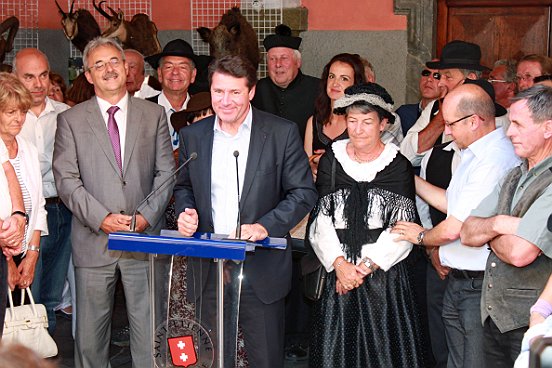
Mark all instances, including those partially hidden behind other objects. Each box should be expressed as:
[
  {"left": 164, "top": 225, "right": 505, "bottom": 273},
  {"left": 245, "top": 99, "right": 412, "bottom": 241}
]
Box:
[
  {"left": 93, "top": 0, "right": 114, "bottom": 21},
  {"left": 54, "top": 0, "right": 67, "bottom": 16}
]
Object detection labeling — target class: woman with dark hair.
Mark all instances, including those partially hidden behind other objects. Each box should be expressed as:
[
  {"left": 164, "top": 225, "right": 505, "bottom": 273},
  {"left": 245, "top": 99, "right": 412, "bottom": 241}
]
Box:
[
  {"left": 308, "top": 83, "right": 425, "bottom": 367},
  {"left": 48, "top": 72, "right": 67, "bottom": 103},
  {"left": 304, "top": 53, "right": 366, "bottom": 177}
]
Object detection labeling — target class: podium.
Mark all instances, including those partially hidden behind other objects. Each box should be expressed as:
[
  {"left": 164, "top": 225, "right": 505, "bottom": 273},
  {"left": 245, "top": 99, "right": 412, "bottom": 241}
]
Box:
[{"left": 108, "top": 231, "right": 286, "bottom": 368}]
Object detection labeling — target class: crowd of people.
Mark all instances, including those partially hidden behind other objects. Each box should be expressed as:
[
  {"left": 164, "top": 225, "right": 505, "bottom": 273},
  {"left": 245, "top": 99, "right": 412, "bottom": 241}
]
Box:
[{"left": 0, "top": 24, "right": 550, "bottom": 368}]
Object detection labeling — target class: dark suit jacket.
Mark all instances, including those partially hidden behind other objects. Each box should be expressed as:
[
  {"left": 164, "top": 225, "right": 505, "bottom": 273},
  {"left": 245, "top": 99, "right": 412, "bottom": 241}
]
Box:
[
  {"left": 174, "top": 107, "right": 317, "bottom": 304},
  {"left": 396, "top": 102, "right": 421, "bottom": 135}
]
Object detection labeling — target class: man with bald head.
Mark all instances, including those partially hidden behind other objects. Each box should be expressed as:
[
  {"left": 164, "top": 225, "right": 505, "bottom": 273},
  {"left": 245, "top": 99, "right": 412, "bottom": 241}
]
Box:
[
  {"left": 15, "top": 48, "right": 71, "bottom": 334},
  {"left": 392, "top": 83, "right": 520, "bottom": 367}
]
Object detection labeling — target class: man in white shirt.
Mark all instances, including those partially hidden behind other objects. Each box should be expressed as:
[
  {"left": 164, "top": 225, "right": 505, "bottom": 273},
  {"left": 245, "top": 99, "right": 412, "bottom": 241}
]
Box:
[
  {"left": 401, "top": 41, "right": 487, "bottom": 167},
  {"left": 14, "top": 48, "right": 71, "bottom": 334},
  {"left": 392, "top": 83, "right": 520, "bottom": 368},
  {"left": 145, "top": 39, "right": 197, "bottom": 151}
]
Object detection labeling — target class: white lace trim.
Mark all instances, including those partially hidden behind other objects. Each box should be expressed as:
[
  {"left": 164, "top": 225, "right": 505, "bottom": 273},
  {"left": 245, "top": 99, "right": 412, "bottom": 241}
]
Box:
[{"left": 331, "top": 139, "right": 399, "bottom": 182}]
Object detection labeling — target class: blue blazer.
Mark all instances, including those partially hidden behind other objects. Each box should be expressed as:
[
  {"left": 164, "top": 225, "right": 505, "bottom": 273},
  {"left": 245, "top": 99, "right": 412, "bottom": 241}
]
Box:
[{"left": 174, "top": 107, "right": 317, "bottom": 304}]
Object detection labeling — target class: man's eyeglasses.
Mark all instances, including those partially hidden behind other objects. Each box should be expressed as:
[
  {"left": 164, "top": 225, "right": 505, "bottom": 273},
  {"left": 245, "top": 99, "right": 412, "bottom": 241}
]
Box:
[
  {"left": 444, "top": 113, "right": 483, "bottom": 127},
  {"left": 421, "top": 69, "right": 441, "bottom": 80},
  {"left": 87, "top": 58, "right": 121, "bottom": 72},
  {"left": 515, "top": 74, "right": 535, "bottom": 83}
]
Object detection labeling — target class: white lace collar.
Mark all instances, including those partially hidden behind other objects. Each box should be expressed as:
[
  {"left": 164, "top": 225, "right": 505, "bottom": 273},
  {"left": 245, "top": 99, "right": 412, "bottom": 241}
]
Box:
[{"left": 331, "top": 139, "right": 398, "bottom": 182}]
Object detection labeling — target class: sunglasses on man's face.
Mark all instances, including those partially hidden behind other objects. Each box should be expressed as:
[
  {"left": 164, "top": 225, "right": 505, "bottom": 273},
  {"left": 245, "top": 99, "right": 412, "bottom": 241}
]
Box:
[{"left": 421, "top": 69, "right": 441, "bottom": 80}]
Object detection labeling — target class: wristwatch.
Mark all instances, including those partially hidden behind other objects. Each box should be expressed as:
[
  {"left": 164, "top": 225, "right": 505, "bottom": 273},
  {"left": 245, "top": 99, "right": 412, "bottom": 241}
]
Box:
[
  {"left": 417, "top": 230, "right": 426, "bottom": 246},
  {"left": 361, "top": 257, "right": 377, "bottom": 272},
  {"left": 11, "top": 211, "right": 29, "bottom": 224}
]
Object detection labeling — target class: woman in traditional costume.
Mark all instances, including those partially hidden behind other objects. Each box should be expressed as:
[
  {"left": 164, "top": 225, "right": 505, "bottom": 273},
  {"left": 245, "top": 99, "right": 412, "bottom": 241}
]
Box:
[{"left": 308, "top": 83, "right": 425, "bottom": 367}]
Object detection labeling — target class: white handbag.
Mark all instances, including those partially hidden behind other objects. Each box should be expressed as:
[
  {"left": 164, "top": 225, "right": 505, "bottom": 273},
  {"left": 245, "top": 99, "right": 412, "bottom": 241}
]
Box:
[{"left": 3, "top": 288, "right": 58, "bottom": 358}]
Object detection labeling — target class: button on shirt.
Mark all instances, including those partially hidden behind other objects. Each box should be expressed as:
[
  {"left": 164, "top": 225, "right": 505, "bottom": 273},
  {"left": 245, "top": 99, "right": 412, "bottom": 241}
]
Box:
[
  {"left": 440, "top": 127, "right": 520, "bottom": 270},
  {"left": 211, "top": 107, "right": 252, "bottom": 235},
  {"left": 96, "top": 94, "right": 129, "bottom": 169},
  {"left": 17, "top": 97, "right": 69, "bottom": 198},
  {"left": 158, "top": 91, "right": 190, "bottom": 151}
]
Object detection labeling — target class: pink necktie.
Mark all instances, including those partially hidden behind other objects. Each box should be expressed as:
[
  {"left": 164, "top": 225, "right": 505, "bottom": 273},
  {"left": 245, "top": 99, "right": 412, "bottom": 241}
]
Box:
[{"left": 107, "top": 106, "right": 122, "bottom": 173}]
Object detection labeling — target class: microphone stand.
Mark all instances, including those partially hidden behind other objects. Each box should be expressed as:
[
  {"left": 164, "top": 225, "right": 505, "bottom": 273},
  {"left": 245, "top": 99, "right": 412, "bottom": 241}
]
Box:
[{"left": 129, "top": 152, "right": 197, "bottom": 232}]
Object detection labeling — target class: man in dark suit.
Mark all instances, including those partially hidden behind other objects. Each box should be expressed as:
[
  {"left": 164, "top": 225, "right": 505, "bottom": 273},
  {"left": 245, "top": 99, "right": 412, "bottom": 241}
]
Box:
[
  {"left": 53, "top": 37, "right": 174, "bottom": 368},
  {"left": 174, "top": 55, "right": 317, "bottom": 368}
]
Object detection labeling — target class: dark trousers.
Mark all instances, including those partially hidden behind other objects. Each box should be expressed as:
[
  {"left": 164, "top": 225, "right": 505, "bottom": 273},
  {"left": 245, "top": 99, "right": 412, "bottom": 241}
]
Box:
[
  {"left": 483, "top": 318, "right": 526, "bottom": 368},
  {"left": 427, "top": 263, "right": 449, "bottom": 368},
  {"left": 32, "top": 202, "right": 72, "bottom": 334},
  {"left": 200, "top": 261, "right": 285, "bottom": 368},
  {"left": 284, "top": 238, "right": 310, "bottom": 346},
  {"left": 442, "top": 275, "right": 485, "bottom": 368}
]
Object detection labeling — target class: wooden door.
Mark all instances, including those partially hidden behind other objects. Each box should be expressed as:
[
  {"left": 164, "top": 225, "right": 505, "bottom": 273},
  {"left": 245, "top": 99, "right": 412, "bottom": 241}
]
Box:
[{"left": 437, "top": 0, "right": 552, "bottom": 66}]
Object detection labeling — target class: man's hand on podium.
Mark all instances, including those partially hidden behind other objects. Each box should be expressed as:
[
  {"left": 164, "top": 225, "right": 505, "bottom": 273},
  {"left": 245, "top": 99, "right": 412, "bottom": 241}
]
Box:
[
  {"left": 233, "top": 223, "right": 268, "bottom": 242},
  {"left": 177, "top": 208, "right": 199, "bottom": 236}
]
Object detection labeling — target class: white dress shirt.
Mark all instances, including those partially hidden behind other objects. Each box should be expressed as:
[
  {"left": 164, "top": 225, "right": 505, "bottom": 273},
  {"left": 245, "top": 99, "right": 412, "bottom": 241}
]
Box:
[
  {"left": 211, "top": 107, "right": 253, "bottom": 234},
  {"left": 157, "top": 91, "right": 190, "bottom": 151},
  {"left": 17, "top": 97, "right": 69, "bottom": 198},
  {"left": 440, "top": 127, "right": 520, "bottom": 270}
]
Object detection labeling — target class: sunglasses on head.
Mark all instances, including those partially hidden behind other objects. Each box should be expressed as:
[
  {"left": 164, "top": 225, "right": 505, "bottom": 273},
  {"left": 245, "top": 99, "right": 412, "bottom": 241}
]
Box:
[{"left": 421, "top": 69, "right": 441, "bottom": 80}]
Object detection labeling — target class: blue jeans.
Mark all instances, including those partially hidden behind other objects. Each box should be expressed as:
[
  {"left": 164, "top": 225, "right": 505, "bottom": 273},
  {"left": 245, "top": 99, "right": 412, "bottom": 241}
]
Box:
[
  {"left": 32, "top": 202, "right": 72, "bottom": 334},
  {"left": 442, "top": 274, "right": 485, "bottom": 368}
]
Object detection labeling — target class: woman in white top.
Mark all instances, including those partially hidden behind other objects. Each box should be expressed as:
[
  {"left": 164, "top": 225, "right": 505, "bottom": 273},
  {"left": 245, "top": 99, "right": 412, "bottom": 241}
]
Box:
[
  {"left": 0, "top": 73, "right": 47, "bottom": 292},
  {"left": 307, "top": 83, "right": 425, "bottom": 367}
]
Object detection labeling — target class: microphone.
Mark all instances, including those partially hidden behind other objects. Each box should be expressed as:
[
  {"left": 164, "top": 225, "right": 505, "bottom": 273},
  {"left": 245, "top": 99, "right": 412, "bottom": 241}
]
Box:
[
  {"left": 233, "top": 150, "right": 241, "bottom": 239},
  {"left": 129, "top": 152, "right": 197, "bottom": 232}
]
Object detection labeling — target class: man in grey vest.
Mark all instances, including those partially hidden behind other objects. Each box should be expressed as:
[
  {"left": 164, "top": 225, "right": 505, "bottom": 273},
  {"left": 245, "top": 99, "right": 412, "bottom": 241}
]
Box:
[{"left": 461, "top": 84, "right": 552, "bottom": 367}]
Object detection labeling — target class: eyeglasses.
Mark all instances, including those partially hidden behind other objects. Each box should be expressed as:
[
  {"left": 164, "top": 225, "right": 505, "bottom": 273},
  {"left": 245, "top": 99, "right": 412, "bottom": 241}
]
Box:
[
  {"left": 421, "top": 69, "right": 441, "bottom": 80},
  {"left": 515, "top": 74, "right": 535, "bottom": 83},
  {"left": 488, "top": 79, "right": 508, "bottom": 84},
  {"left": 87, "top": 58, "right": 121, "bottom": 72},
  {"left": 444, "top": 113, "right": 483, "bottom": 127}
]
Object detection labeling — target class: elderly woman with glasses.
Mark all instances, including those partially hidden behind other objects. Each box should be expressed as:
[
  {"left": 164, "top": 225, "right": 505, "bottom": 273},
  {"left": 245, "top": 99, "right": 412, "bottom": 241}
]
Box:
[
  {"left": 0, "top": 73, "right": 47, "bottom": 293},
  {"left": 307, "top": 83, "right": 425, "bottom": 367}
]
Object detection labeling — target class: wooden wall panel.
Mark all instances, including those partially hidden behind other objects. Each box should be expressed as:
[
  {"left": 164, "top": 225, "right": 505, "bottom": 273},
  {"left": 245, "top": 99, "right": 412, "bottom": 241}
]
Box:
[{"left": 437, "top": 0, "right": 552, "bottom": 65}]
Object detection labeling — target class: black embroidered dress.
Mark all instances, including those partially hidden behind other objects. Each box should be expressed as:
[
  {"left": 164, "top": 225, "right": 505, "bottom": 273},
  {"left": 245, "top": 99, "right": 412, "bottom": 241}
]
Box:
[{"left": 308, "top": 140, "right": 425, "bottom": 367}]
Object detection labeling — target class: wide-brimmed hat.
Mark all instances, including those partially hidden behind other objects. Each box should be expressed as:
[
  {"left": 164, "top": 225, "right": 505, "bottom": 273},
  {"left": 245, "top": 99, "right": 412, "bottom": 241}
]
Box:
[
  {"left": 263, "top": 24, "right": 301, "bottom": 51},
  {"left": 426, "top": 40, "right": 488, "bottom": 71},
  {"left": 463, "top": 79, "right": 507, "bottom": 117},
  {"left": 145, "top": 39, "right": 197, "bottom": 69},
  {"left": 333, "top": 83, "right": 395, "bottom": 124},
  {"left": 170, "top": 92, "right": 212, "bottom": 132}
]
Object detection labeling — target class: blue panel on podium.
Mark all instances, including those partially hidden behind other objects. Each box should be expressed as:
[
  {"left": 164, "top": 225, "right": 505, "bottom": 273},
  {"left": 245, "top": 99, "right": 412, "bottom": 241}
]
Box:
[{"left": 108, "top": 232, "right": 248, "bottom": 260}]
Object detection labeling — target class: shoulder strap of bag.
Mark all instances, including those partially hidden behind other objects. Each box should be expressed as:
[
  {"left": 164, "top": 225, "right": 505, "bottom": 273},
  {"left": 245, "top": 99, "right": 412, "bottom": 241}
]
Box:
[{"left": 331, "top": 156, "right": 336, "bottom": 192}]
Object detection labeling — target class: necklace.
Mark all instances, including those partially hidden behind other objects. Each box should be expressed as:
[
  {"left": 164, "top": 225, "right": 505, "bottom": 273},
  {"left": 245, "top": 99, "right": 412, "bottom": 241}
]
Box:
[{"left": 350, "top": 143, "right": 383, "bottom": 163}]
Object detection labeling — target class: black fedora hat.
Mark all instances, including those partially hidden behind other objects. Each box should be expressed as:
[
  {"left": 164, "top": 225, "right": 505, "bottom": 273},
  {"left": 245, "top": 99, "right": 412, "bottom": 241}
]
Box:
[
  {"left": 463, "top": 79, "right": 507, "bottom": 117},
  {"left": 426, "top": 40, "right": 488, "bottom": 71},
  {"left": 145, "top": 39, "right": 197, "bottom": 69}
]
